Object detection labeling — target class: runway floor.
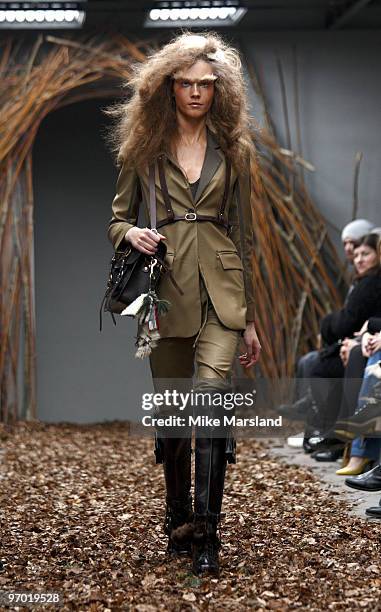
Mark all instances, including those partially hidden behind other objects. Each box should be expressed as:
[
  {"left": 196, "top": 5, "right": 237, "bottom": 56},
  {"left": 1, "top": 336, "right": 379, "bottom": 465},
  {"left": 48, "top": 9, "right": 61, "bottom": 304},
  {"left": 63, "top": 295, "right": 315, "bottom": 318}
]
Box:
[{"left": 0, "top": 421, "right": 380, "bottom": 610}]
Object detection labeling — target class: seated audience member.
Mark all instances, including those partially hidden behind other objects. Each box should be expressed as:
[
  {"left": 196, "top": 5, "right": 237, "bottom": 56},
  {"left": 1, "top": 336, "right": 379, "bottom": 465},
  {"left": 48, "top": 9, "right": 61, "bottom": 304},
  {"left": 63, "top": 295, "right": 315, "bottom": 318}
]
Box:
[
  {"left": 286, "top": 234, "right": 381, "bottom": 458},
  {"left": 335, "top": 330, "right": 381, "bottom": 475},
  {"left": 341, "top": 219, "right": 376, "bottom": 263},
  {"left": 281, "top": 219, "right": 376, "bottom": 450},
  {"left": 308, "top": 234, "right": 381, "bottom": 456},
  {"left": 335, "top": 321, "right": 381, "bottom": 436},
  {"left": 337, "top": 322, "right": 381, "bottom": 518}
]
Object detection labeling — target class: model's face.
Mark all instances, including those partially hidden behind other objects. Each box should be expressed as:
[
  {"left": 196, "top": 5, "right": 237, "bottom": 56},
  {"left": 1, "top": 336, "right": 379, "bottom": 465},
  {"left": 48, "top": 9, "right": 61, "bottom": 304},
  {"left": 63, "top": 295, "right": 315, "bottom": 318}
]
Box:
[
  {"left": 353, "top": 244, "right": 378, "bottom": 275},
  {"left": 343, "top": 238, "right": 356, "bottom": 263},
  {"left": 172, "top": 60, "right": 216, "bottom": 120}
]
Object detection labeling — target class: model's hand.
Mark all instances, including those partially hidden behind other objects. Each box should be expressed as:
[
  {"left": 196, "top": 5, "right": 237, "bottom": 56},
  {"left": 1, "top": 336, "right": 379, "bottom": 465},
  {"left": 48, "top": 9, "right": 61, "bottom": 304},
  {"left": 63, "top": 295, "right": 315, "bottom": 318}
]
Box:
[
  {"left": 239, "top": 322, "right": 261, "bottom": 368},
  {"left": 125, "top": 227, "right": 166, "bottom": 255}
]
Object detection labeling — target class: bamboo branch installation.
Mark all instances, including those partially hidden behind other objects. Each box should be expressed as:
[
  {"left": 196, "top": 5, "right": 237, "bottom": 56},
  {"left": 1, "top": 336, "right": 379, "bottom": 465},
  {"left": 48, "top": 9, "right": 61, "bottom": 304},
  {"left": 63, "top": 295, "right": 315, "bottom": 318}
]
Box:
[
  {"left": 352, "top": 151, "right": 363, "bottom": 220},
  {"left": 0, "top": 32, "right": 347, "bottom": 422}
]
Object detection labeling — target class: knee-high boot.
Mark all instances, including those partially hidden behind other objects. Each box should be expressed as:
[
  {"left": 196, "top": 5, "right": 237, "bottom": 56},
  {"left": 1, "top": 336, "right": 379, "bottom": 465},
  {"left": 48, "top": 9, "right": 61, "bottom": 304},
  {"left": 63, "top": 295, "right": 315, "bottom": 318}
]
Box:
[
  {"left": 155, "top": 433, "right": 194, "bottom": 555},
  {"left": 191, "top": 380, "right": 235, "bottom": 576}
]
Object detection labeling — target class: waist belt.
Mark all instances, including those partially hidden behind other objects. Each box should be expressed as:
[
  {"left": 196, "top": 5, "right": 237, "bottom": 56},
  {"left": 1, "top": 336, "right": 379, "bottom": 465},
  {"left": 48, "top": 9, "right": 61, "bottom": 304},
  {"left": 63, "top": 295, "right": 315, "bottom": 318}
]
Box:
[
  {"left": 156, "top": 211, "right": 230, "bottom": 230},
  {"left": 155, "top": 154, "right": 232, "bottom": 232}
]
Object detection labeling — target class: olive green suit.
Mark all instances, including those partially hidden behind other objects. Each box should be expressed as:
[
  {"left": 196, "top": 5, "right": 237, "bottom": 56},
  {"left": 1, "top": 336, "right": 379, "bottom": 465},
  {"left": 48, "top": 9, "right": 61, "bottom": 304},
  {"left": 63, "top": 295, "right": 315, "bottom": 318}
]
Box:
[{"left": 107, "top": 127, "right": 255, "bottom": 338}]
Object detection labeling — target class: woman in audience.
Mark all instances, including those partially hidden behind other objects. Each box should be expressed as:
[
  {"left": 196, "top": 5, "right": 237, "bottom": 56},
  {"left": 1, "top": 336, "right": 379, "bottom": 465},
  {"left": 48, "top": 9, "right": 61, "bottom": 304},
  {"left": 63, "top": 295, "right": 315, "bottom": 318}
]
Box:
[
  {"left": 335, "top": 326, "right": 381, "bottom": 475},
  {"left": 340, "top": 323, "right": 381, "bottom": 518},
  {"left": 280, "top": 220, "right": 376, "bottom": 451},
  {"left": 308, "top": 233, "right": 381, "bottom": 456}
]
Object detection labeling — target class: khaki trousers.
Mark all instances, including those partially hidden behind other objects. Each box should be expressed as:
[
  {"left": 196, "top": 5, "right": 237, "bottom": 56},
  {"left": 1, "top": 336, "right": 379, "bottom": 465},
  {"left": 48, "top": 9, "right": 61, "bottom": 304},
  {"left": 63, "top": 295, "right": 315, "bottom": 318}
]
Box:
[
  {"left": 149, "top": 273, "right": 240, "bottom": 381},
  {"left": 149, "top": 272, "right": 240, "bottom": 517}
]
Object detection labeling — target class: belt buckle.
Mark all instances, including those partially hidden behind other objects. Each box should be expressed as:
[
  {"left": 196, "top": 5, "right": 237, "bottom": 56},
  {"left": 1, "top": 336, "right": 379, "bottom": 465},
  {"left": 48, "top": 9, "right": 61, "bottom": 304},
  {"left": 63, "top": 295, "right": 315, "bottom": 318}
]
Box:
[{"left": 184, "top": 211, "right": 197, "bottom": 221}]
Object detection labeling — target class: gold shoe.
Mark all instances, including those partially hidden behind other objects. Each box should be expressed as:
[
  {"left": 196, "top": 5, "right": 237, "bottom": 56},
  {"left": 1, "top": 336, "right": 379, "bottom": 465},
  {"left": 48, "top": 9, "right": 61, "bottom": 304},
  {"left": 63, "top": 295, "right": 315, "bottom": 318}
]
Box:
[
  {"left": 336, "top": 458, "right": 373, "bottom": 476},
  {"left": 339, "top": 442, "right": 351, "bottom": 469}
]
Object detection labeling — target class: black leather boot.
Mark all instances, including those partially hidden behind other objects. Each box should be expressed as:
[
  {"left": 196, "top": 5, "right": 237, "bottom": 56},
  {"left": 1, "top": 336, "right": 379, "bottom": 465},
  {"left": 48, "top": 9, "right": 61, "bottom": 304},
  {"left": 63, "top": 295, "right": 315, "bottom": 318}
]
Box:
[
  {"left": 194, "top": 435, "right": 227, "bottom": 515},
  {"left": 192, "top": 513, "right": 221, "bottom": 576},
  {"left": 155, "top": 434, "right": 193, "bottom": 555},
  {"left": 164, "top": 494, "right": 194, "bottom": 555},
  {"left": 191, "top": 380, "right": 233, "bottom": 576}
]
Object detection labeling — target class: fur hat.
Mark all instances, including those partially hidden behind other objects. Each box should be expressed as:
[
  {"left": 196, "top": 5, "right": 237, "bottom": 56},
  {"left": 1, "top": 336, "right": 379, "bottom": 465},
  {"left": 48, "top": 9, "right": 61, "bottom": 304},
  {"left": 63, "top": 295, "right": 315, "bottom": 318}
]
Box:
[{"left": 341, "top": 219, "right": 376, "bottom": 242}]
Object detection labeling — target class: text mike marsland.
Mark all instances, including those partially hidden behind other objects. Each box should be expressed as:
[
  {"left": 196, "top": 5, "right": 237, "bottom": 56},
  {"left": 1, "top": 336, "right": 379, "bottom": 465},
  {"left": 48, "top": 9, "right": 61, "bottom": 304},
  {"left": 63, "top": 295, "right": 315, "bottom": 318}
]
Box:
[{"left": 141, "top": 415, "right": 283, "bottom": 427}]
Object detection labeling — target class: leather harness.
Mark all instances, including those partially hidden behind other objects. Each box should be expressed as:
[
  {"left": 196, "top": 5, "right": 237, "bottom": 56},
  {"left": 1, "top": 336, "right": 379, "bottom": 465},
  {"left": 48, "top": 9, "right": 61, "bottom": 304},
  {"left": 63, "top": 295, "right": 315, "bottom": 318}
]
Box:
[{"left": 155, "top": 154, "right": 232, "bottom": 232}]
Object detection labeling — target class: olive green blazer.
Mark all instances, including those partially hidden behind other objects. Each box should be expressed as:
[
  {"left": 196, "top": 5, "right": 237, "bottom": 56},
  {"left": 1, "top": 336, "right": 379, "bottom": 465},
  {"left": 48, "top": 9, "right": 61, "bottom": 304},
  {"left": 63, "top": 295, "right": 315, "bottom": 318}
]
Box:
[{"left": 107, "top": 127, "right": 255, "bottom": 338}]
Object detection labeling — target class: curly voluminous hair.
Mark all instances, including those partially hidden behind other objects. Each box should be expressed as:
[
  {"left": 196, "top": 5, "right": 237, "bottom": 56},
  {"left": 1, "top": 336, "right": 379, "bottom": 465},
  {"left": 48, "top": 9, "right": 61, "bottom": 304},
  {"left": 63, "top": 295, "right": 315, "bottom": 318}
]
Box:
[{"left": 104, "top": 31, "right": 256, "bottom": 174}]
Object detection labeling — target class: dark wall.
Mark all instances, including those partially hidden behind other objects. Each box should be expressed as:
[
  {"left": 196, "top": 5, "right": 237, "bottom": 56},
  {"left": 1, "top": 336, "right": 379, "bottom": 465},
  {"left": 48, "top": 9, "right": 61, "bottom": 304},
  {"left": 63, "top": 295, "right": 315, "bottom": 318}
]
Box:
[
  {"left": 239, "top": 31, "right": 381, "bottom": 236},
  {"left": 33, "top": 99, "right": 152, "bottom": 423}
]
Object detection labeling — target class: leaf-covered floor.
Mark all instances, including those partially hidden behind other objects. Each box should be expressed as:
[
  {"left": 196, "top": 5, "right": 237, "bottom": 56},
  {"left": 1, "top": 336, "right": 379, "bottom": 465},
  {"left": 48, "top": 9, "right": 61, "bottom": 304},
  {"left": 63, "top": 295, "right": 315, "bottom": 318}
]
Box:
[{"left": 0, "top": 422, "right": 380, "bottom": 611}]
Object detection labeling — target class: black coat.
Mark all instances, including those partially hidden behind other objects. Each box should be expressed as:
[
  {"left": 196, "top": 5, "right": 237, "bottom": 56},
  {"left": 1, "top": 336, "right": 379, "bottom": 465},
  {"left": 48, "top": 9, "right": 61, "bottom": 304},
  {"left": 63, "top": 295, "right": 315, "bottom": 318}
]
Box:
[
  {"left": 320, "top": 269, "right": 381, "bottom": 346},
  {"left": 368, "top": 317, "right": 381, "bottom": 334}
]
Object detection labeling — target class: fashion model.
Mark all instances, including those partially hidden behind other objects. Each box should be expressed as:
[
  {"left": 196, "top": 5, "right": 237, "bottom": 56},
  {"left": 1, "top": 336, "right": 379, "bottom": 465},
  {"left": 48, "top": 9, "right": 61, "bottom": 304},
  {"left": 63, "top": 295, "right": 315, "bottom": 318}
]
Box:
[{"left": 106, "top": 31, "right": 261, "bottom": 576}]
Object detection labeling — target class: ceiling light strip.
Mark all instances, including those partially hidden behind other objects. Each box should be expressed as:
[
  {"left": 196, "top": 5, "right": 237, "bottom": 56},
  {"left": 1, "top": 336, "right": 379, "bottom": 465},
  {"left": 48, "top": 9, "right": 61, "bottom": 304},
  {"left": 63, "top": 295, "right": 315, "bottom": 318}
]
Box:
[
  {"left": 0, "top": 9, "right": 83, "bottom": 22},
  {"left": 146, "top": 4, "right": 246, "bottom": 26}
]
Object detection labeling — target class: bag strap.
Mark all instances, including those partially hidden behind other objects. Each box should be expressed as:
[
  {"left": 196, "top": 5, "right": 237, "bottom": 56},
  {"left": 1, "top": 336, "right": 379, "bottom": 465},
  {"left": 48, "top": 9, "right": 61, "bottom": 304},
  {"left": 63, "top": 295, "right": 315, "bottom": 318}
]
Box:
[
  {"left": 218, "top": 158, "right": 231, "bottom": 222},
  {"left": 148, "top": 161, "right": 157, "bottom": 230},
  {"left": 149, "top": 157, "right": 177, "bottom": 228},
  {"left": 148, "top": 161, "right": 183, "bottom": 297},
  {"left": 157, "top": 155, "right": 175, "bottom": 221}
]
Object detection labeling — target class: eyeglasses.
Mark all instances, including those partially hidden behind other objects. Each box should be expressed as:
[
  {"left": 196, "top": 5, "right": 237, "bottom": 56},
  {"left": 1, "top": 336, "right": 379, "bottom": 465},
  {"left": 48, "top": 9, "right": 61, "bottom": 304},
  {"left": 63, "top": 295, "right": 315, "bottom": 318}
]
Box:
[{"left": 171, "top": 76, "right": 218, "bottom": 88}]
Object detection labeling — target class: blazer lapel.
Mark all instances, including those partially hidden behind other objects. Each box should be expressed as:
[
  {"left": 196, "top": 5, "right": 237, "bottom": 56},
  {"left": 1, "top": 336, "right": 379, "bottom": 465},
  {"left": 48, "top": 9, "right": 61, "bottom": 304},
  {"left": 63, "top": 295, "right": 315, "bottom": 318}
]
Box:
[
  {"left": 162, "top": 127, "right": 224, "bottom": 207},
  {"left": 194, "top": 127, "right": 223, "bottom": 205}
]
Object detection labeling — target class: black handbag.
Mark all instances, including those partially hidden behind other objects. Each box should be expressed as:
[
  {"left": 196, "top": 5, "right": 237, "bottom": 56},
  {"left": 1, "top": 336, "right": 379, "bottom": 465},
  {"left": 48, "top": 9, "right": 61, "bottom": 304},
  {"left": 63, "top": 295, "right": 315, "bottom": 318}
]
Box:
[
  {"left": 100, "top": 239, "right": 168, "bottom": 323},
  {"left": 99, "top": 161, "right": 183, "bottom": 357}
]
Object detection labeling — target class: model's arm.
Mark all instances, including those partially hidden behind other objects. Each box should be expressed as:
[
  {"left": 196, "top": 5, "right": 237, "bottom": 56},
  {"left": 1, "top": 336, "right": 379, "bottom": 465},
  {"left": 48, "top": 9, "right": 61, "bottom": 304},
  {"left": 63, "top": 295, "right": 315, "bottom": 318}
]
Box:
[
  {"left": 229, "top": 159, "right": 256, "bottom": 323},
  {"left": 229, "top": 154, "right": 261, "bottom": 367},
  {"left": 107, "top": 161, "right": 142, "bottom": 251},
  {"left": 107, "top": 161, "right": 166, "bottom": 255}
]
